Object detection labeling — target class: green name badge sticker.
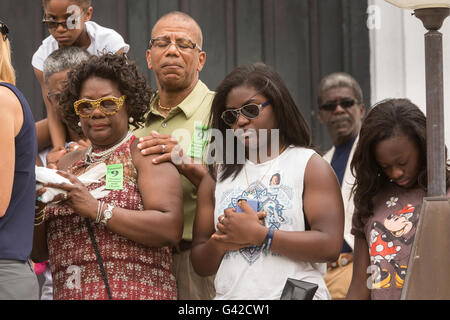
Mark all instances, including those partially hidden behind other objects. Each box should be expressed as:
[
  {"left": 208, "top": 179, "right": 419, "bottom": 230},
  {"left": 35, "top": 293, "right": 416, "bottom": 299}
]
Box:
[
  {"left": 189, "top": 122, "right": 209, "bottom": 159},
  {"left": 106, "top": 164, "right": 124, "bottom": 190}
]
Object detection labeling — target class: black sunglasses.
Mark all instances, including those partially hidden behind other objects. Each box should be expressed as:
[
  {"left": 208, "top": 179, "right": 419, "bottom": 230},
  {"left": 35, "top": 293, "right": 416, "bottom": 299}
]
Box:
[
  {"left": 0, "top": 20, "right": 9, "bottom": 41},
  {"left": 319, "top": 97, "right": 357, "bottom": 112}
]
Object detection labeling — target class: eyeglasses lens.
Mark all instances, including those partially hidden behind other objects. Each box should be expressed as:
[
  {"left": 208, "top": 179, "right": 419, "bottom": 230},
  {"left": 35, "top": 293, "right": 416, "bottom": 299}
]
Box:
[
  {"left": 176, "top": 39, "right": 195, "bottom": 49},
  {"left": 340, "top": 98, "right": 355, "bottom": 108},
  {"left": 77, "top": 102, "right": 94, "bottom": 116},
  {"left": 222, "top": 110, "right": 238, "bottom": 126},
  {"left": 48, "top": 94, "right": 61, "bottom": 105},
  {"left": 48, "top": 21, "right": 66, "bottom": 29},
  {"left": 241, "top": 104, "right": 260, "bottom": 118},
  {"left": 100, "top": 99, "right": 120, "bottom": 113}
]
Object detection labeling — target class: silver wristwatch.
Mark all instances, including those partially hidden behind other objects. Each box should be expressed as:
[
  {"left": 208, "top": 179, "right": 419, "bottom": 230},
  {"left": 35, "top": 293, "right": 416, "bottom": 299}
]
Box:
[{"left": 100, "top": 204, "right": 115, "bottom": 226}]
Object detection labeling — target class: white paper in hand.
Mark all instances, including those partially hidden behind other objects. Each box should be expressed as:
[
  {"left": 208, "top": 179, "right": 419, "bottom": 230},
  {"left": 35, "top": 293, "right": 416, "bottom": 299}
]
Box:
[{"left": 35, "top": 163, "right": 109, "bottom": 203}]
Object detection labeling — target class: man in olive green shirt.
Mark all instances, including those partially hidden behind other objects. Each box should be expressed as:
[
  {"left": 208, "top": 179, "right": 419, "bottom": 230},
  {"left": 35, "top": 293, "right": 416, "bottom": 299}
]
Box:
[{"left": 134, "top": 11, "right": 215, "bottom": 299}]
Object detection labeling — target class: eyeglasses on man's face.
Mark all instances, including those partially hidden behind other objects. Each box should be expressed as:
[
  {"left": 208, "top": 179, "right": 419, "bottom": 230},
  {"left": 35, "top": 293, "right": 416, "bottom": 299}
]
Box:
[
  {"left": 47, "top": 92, "right": 62, "bottom": 106},
  {"left": 319, "top": 97, "right": 358, "bottom": 112},
  {"left": 221, "top": 101, "right": 271, "bottom": 127},
  {"left": 74, "top": 95, "right": 126, "bottom": 118},
  {"left": 0, "top": 21, "right": 9, "bottom": 41},
  {"left": 149, "top": 36, "right": 202, "bottom": 52}
]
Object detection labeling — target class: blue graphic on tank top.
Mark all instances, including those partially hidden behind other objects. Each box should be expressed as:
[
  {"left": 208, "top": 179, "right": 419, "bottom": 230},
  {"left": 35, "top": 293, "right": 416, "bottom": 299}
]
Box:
[{"left": 219, "top": 181, "right": 294, "bottom": 265}]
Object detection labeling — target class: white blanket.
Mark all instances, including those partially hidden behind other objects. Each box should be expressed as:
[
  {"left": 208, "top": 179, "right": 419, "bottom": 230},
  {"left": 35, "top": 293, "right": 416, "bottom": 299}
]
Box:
[{"left": 36, "top": 163, "right": 110, "bottom": 203}]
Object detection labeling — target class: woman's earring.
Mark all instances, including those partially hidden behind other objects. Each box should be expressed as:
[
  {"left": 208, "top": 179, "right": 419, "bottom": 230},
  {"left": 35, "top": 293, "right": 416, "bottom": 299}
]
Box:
[
  {"left": 129, "top": 117, "right": 134, "bottom": 124},
  {"left": 78, "top": 122, "right": 81, "bottom": 127}
]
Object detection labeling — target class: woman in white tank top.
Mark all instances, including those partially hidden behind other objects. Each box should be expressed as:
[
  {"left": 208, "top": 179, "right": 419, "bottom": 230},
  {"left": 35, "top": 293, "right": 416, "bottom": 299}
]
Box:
[{"left": 191, "top": 62, "right": 344, "bottom": 300}]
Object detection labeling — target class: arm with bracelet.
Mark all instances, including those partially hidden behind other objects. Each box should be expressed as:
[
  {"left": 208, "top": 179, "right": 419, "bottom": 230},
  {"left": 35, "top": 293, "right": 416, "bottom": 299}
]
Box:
[
  {"left": 262, "top": 155, "right": 344, "bottom": 262},
  {"left": 32, "top": 178, "right": 51, "bottom": 263}
]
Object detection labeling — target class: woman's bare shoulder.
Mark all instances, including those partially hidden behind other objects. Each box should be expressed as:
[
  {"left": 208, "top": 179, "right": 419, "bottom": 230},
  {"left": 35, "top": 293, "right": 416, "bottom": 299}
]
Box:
[{"left": 0, "top": 86, "right": 20, "bottom": 112}]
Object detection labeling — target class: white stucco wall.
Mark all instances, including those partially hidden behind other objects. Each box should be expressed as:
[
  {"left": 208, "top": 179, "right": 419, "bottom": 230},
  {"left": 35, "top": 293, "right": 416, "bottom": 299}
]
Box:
[{"left": 368, "top": 0, "right": 450, "bottom": 146}]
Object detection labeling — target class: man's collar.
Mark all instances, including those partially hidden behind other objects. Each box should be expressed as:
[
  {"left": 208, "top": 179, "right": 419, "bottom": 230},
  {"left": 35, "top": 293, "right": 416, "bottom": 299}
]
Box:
[{"left": 177, "top": 80, "right": 208, "bottom": 119}]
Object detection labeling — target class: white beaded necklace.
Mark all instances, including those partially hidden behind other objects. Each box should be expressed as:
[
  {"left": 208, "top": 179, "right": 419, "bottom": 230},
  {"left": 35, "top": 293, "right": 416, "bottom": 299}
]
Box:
[{"left": 85, "top": 131, "right": 133, "bottom": 164}]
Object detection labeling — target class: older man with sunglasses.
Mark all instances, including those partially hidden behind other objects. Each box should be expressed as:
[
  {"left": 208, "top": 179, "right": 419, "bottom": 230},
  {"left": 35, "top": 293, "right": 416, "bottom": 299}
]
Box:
[
  {"left": 134, "top": 11, "right": 215, "bottom": 300},
  {"left": 317, "top": 72, "right": 365, "bottom": 300}
]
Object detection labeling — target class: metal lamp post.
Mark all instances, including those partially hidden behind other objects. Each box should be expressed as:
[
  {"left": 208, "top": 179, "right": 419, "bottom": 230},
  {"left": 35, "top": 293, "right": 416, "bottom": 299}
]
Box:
[{"left": 386, "top": 0, "right": 450, "bottom": 299}]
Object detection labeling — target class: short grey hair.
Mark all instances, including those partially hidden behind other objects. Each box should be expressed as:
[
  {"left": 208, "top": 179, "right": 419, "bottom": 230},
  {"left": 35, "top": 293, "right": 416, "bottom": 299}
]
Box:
[
  {"left": 43, "top": 46, "right": 90, "bottom": 84},
  {"left": 317, "top": 72, "right": 363, "bottom": 106}
]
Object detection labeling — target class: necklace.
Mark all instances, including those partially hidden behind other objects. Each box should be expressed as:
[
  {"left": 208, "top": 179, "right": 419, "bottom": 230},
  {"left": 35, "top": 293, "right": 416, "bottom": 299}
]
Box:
[
  {"left": 85, "top": 131, "right": 133, "bottom": 164},
  {"left": 243, "top": 145, "right": 288, "bottom": 198},
  {"left": 158, "top": 98, "right": 172, "bottom": 111},
  {"left": 244, "top": 161, "right": 275, "bottom": 198}
]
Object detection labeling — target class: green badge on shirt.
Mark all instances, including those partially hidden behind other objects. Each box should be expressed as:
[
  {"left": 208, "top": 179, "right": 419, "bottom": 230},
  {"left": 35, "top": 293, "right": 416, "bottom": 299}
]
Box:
[
  {"left": 106, "top": 164, "right": 124, "bottom": 190},
  {"left": 189, "top": 122, "right": 209, "bottom": 159}
]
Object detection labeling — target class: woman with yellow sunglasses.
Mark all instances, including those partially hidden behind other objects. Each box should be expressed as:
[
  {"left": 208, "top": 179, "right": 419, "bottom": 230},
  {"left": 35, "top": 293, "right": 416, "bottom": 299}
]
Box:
[{"left": 32, "top": 54, "right": 183, "bottom": 300}]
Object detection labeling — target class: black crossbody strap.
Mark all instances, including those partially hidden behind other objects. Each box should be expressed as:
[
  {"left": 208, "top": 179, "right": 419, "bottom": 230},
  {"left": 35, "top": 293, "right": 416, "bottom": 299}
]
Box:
[{"left": 85, "top": 218, "right": 113, "bottom": 300}]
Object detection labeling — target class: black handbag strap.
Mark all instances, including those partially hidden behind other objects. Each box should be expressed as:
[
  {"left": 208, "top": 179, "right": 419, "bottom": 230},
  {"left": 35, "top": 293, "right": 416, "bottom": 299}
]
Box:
[{"left": 85, "top": 218, "right": 113, "bottom": 300}]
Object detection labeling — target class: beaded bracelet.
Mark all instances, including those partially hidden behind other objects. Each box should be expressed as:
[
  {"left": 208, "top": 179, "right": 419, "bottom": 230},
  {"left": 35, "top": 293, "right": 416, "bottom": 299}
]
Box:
[
  {"left": 34, "top": 207, "right": 46, "bottom": 226},
  {"left": 34, "top": 218, "right": 45, "bottom": 226},
  {"left": 96, "top": 201, "right": 105, "bottom": 224},
  {"left": 35, "top": 208, "right": 45, "bottom": 217}
]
